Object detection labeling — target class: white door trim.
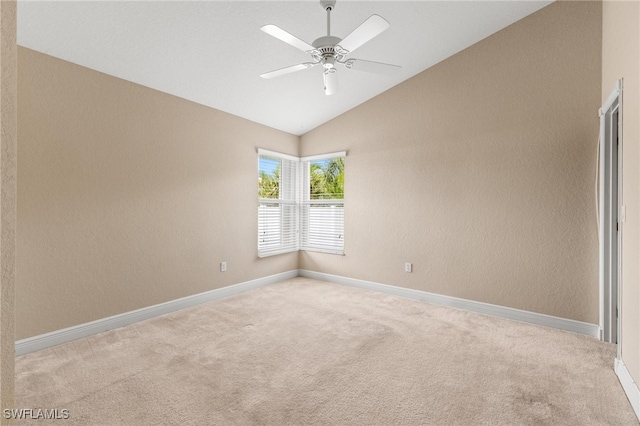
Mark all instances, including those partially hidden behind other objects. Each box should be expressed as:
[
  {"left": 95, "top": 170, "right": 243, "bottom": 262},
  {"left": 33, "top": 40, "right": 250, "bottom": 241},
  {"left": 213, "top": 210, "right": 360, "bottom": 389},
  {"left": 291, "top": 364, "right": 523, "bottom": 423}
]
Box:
[{"left": 598, "top": 79, "right": 622, "bottom": 350}]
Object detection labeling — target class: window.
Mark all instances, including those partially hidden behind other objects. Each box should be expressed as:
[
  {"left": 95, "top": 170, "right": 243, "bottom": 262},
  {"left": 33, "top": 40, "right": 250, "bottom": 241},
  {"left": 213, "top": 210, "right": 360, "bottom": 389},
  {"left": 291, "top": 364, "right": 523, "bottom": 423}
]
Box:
[
  {"left": 301, "top": 154, "right": 345, "bottom": 255},
  {"left": 258, "top": 149, "right": 345, "bottom": 257},
  {"left": 258, "top": 150, "right": 299, "bottom": 257}
]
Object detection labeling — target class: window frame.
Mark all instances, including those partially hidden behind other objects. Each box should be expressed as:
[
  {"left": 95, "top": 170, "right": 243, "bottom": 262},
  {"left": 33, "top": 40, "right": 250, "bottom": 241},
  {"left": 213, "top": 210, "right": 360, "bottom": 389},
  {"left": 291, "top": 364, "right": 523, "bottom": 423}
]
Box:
[
  {"left": 300, "top": 153, "right": 345, "bottom": 255},
  {"left": 257, "top": 149, "right": 300, "bottom": 258}
]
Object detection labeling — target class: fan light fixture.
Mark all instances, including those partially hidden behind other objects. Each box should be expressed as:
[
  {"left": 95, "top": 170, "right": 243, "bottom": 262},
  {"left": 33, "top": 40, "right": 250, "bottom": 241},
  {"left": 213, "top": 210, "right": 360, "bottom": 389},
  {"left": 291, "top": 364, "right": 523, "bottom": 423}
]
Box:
[{"left": 260, "top": 0, "right": 401, "bottom": 95}]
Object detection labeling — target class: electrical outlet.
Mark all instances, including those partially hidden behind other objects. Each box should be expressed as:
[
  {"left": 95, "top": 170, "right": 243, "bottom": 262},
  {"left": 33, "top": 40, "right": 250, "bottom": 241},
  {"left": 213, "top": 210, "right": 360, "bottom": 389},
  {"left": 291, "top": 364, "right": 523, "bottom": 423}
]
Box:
[
  {"left": 220, "top": 261, "right": 227, "bottom": 272},
  {"left": 405, "top": 262, "right": 412, "bottom": 273}
]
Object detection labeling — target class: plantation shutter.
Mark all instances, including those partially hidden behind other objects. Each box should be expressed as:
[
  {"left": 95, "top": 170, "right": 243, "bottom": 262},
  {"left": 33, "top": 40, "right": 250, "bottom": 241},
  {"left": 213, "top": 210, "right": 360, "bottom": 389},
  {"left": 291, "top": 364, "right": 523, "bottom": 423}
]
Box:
[
  {"left": 258, "top": 149, "right": 300, "bottom": 257},
  {"left": 300, "top": 152, "right": 346, "bottom": 255}
]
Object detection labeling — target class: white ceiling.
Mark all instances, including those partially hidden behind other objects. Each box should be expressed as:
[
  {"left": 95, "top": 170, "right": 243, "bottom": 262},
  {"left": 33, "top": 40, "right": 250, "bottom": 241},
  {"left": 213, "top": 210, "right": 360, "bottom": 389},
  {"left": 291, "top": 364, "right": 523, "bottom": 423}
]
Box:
[{"left": 17, "top": 1, "right": 552, "bottom": 136}]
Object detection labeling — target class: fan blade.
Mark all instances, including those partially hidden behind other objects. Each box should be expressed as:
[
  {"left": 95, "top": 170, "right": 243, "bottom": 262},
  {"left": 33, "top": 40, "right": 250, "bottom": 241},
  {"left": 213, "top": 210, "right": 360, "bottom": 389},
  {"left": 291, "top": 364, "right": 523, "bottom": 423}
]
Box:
[
  {"left": 336, "top": 15, "right": 389, "bottom": 54},
  {"left": 343, "top": 59, "right": 401, "bottom": 76},
  {"left": 260, "top": 62, "right": 317, "bottom": 79},
  {"left": 323, "top": 70, "right": 338, "bottom": 95},
  {"left": 260, "top": 24, "right": 315, "bottom": 53}
]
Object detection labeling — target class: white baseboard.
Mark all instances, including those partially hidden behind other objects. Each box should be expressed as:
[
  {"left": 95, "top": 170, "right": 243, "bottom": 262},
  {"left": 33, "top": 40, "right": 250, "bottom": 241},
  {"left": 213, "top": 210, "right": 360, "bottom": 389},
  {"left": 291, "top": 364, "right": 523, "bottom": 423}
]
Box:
[
  {"left": 299, "top": 270, "right": 601, "bottom": 338},
  {"left": 16, "top": 268, "right": 602, "bottom": 356},
  {"left": 15, "top": 270, "right": 299, "bottom": 356},
  {"left": 615, "top": 357, "right": 640, "bottom": 421}
]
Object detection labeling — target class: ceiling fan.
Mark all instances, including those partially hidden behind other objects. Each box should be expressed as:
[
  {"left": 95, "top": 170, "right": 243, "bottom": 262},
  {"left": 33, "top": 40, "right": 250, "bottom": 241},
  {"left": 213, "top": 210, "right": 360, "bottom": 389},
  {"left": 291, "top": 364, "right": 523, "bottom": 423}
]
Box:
[{"left": 260, "top": 0, "right": 401, "bottom": 95}]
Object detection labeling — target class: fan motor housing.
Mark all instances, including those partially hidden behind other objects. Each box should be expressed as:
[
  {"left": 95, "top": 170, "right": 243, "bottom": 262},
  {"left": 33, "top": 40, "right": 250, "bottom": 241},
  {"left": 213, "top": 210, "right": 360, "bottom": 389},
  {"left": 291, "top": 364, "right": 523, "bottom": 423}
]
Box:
[
  {"left": 312, "top": 35, "right": 344, "bottom": 68},
  {"left": 312, "top": 35, "right": 341, "bottom": 50}
]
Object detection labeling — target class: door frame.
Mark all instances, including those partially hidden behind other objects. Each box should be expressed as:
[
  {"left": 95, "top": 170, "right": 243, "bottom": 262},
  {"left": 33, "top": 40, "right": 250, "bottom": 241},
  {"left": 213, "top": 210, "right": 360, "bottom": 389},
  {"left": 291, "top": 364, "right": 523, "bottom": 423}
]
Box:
[{"left": 599, "top": 79, "right": 623, "bottom": 350}]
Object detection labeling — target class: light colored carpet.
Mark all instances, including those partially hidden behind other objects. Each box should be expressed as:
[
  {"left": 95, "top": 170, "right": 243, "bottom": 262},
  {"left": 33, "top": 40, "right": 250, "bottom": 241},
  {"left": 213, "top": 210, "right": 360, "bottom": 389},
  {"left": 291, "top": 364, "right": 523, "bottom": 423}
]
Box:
[{"left": 15, "top": 277, "right": 639, "bottom": 425}]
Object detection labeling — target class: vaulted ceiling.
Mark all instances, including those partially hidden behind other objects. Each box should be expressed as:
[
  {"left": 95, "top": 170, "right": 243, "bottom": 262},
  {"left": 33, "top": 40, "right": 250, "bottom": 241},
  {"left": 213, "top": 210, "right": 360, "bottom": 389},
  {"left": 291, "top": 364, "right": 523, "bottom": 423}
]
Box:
[{"left": 17, "top": 1, "right": 552, "bottom": 135}]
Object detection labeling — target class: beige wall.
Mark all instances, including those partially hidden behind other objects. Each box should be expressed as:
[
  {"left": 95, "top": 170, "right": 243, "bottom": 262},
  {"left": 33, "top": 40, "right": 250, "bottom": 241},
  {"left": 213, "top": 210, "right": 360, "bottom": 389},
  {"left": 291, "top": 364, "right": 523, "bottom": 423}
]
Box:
[
  {"left": 1, "top": 0, "right": 17, "bottom": 420},
  {"left": 17, "top": 47, "right": 299, "bottom": 339},
  {"left": 602, "top": 1, "right": 640, "bottom": 384},
  {"left": 300, "top": 1, "right": 602, "bottom": 324}
]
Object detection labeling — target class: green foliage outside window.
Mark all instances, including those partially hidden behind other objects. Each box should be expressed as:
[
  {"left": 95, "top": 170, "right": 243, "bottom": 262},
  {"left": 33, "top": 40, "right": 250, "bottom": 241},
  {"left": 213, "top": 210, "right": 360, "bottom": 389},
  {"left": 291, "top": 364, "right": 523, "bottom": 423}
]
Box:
[
  {"left": 258, "top": 156, "right": 344, "bottom": 200},
  {"left": 259, "top": 168, "right": 279, "bottom": 199},
  {"left": 309, "top": 157, "right": 344, "bottom": 200}
]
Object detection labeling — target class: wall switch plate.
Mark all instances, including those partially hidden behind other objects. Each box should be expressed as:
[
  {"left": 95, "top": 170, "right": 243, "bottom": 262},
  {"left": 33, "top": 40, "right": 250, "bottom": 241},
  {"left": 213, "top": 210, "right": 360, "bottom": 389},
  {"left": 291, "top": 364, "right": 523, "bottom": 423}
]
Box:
[
  {"left": 405, "top": 263, "right": 412, "bottom": 273},
  {"left": 220, "top": 261, "right": 227, "bottom": 272}
]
